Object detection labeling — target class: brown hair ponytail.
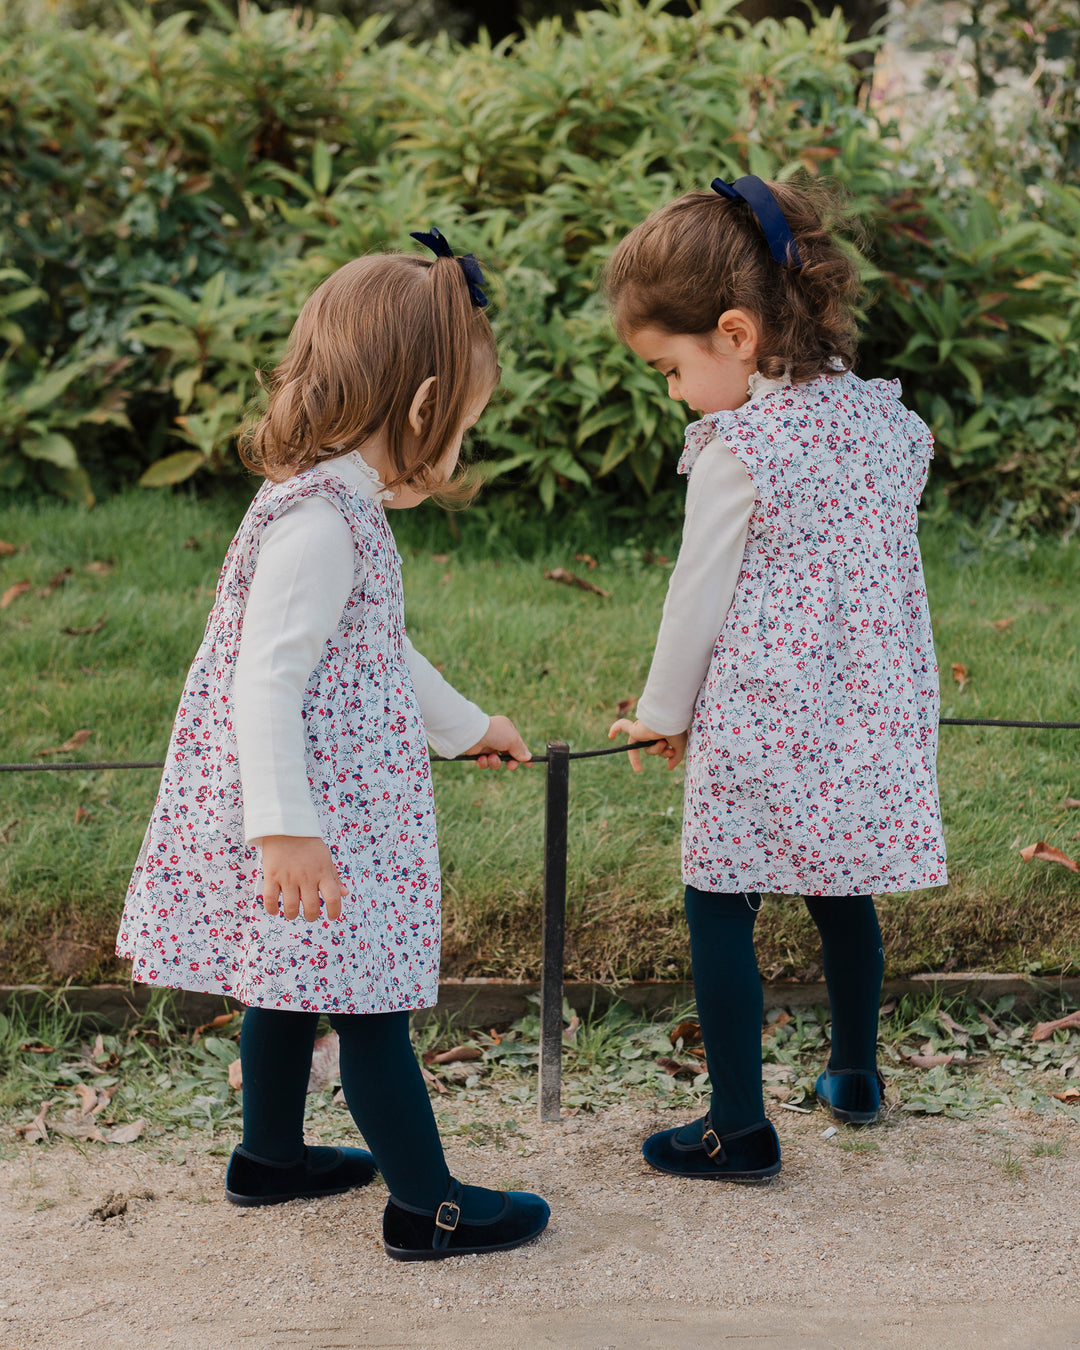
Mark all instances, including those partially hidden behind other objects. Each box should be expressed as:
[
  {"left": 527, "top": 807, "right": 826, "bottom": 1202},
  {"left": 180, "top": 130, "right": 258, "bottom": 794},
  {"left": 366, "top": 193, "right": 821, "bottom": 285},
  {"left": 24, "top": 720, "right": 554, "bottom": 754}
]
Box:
[{"left": 241, "top": 253, "right": 498, "bottom": 497}]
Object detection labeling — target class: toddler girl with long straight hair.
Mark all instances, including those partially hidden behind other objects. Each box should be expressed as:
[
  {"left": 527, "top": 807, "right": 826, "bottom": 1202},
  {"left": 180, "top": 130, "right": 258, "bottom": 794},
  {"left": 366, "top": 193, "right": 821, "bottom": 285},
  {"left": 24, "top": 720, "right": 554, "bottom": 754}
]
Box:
[
  {"left": 117, "top": 234, "right": 549, "bottom": 1257},
  {"left": 607, "top": 178, "right": 947, "bottom": 1179}
]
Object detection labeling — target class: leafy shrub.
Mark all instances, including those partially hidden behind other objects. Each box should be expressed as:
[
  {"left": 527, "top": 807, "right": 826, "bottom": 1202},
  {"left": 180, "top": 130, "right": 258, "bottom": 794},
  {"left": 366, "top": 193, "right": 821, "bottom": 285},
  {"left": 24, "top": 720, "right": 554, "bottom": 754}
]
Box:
[{"left": 1, "top": 0, "right": 1078, "bottom": 526}]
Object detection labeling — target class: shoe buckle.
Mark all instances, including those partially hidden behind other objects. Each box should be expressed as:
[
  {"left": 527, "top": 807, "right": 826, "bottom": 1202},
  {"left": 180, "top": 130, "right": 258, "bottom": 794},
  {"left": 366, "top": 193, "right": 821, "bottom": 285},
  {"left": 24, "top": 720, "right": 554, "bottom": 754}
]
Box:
[
  {"left": 435, "top": 1200, "right": 460, "bottom": 1232},
  {"left": 701, "top": 1127, "right": 724, "bottom": 1160}
]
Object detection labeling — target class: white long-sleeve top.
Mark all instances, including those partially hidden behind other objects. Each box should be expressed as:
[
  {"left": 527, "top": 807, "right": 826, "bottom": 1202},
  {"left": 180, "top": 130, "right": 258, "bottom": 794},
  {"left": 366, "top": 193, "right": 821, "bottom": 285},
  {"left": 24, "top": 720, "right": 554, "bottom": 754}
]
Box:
[
  {"left": 233, "top": 454, "right": 489, "bottom": 843},
  {"left": 635, "top": 439, "right": 757, "bottom": 737}
]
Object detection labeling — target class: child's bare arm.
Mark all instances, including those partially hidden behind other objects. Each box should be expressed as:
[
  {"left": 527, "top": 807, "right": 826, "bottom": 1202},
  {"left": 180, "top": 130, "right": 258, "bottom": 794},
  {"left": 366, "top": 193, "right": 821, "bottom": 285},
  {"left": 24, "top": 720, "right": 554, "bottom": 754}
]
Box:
[
  {"left": 259, "top": 836, "right": 346, "bottom": 921},
  {"left": 608, "top": 717, "right": 687, "bottom": 773}
]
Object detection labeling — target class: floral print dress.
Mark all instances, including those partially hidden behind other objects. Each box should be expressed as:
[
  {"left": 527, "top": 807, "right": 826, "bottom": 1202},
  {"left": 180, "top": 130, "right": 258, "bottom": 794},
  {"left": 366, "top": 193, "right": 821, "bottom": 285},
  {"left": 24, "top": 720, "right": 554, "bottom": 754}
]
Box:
[
  {"left": 116, "top": 469, "right": 441, "bottom": 1013},
  {"left": 680, "top": 371, "right": 947, "bottom": 897}
]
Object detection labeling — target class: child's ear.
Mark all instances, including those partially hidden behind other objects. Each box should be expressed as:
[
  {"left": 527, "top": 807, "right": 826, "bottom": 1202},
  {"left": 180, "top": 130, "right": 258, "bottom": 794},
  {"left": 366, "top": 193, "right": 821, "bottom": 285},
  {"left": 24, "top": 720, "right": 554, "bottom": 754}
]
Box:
[
  {"left": 407, "top": 376, "right": 438, "bottom": 436},
  {"left": 716, "top": 309, "right": 760, "bottom": 359}
]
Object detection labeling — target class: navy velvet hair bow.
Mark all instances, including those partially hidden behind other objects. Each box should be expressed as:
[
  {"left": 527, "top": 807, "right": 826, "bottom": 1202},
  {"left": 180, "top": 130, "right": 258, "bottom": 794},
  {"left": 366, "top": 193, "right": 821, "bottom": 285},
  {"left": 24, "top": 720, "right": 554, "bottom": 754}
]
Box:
[
  {"left": 710, "top": 176, "right": 803, "bottom": 268},
  {"left": 409, "top": 226, "right": 489, "bottom": 308}
]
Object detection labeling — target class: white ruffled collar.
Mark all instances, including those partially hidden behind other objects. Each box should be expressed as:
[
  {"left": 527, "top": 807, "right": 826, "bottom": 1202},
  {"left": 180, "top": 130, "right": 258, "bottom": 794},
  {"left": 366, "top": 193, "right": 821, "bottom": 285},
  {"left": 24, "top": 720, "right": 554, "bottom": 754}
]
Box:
[{"left": 343, "top": 451, "right": 395, "bottom": 502}]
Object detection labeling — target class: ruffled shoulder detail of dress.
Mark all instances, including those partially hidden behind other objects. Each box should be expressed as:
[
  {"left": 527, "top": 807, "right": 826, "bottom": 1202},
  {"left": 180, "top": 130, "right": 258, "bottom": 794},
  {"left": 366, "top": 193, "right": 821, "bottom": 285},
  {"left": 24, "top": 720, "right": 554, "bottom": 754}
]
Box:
[{"left": 677, "top": 372, "right": 792, "bottom": 476}]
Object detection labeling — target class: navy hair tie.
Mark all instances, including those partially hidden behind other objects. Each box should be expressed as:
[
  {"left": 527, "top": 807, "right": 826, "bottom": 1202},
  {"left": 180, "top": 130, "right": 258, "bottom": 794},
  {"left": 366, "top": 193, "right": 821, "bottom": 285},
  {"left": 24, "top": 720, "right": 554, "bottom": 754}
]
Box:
[
  {"left": 409, "top": 226, "right": 489, "bottom": 308},
  {"left": 710, "top": 176, "right": 803, "bottom": 268}
]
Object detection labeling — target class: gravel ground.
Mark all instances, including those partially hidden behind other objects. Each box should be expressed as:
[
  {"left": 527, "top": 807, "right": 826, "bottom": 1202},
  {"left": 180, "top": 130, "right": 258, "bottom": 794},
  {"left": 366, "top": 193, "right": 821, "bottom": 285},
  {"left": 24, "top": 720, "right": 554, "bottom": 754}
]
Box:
[{"left": 2, "top": 1097, "right": 1079, "bottom": 1349}]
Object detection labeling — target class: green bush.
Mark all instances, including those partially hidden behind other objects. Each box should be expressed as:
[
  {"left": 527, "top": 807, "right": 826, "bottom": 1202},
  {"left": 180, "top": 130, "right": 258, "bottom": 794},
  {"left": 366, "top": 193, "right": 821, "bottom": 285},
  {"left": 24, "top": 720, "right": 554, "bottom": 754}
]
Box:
[{"left": 1, "top": 0, "right": 1078, "bottom": 525}]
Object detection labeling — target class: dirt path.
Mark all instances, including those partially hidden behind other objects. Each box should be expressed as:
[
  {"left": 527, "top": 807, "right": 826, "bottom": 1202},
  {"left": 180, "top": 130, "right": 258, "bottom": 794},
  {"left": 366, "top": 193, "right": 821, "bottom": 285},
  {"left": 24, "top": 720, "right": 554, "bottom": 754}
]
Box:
[{"left": 2, "top": 1099, "right": 1078, "bottom": 1350}]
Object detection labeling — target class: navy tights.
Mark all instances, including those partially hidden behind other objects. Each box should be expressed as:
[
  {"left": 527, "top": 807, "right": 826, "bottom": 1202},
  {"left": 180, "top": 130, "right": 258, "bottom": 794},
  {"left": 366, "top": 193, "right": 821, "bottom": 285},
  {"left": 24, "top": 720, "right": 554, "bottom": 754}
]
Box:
[
  {"left": 684, "top": 886, "right": 884, "bottom": 1136},
  {"left": 239, "top": 1007, "right": 502, "bottom": 1215}
]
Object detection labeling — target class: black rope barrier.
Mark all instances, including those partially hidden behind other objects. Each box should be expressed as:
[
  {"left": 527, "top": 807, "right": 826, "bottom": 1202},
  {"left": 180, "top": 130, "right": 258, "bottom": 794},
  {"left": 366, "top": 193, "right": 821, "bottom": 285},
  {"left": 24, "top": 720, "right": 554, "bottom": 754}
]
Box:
[
  {"left": 3, "top": 717, "right": 1078, "bottom": 1121},
  {"left": 4, "top": 717, "right": 1079, "bottom": 775}
]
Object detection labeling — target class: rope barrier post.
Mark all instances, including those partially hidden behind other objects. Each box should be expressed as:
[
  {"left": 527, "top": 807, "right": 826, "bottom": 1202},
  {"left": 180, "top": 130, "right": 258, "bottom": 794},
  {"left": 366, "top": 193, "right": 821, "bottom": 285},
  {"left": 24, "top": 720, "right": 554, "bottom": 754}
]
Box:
[{"left": 539, "top": 739, "right": 569, "bottom": 1123}]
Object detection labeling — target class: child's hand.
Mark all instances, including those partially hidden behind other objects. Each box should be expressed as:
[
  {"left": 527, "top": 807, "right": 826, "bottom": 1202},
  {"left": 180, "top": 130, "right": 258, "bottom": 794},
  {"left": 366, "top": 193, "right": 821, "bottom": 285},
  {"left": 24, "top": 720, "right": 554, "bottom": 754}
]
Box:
[
  {"left": 465, "top": 715, "right": 532, "bottom": 770},
  {"left": 608, "top": 717, "right": 687, "bottom": 772},
  {"left": 259, "top": 835, "right": 346, "bottom": 921}
]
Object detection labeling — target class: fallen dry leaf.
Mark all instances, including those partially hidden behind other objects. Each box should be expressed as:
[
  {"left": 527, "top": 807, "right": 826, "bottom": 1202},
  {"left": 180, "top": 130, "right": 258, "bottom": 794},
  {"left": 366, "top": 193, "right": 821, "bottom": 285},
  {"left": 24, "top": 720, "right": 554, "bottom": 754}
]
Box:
[
  {"left": 656, "top": 1056, "right": 701, "bottom": 1079},
  {"left": 307, "top": 1032, "right": 340, "bottom": 1091},
  {"left": 74, "top": 1084, "right": 98, "bottom": 1116},
  {"left": 52, "top": 1119, "right": 107, "bottom": 1143},
  {"left": 563, "top": 1014, "right": 581, "bottom": 1044},
  {"left": 228, "top": 1058, "right": 244, "bottom": 1091},
  {"left": 1031, "top": 1010, "right": 1080, "bottom": 1042},
  {"left": 36, "top": 728, "right": 93, "bottom": 757},
  {"left": 191, "top": 1011, "right": 240, "bottom": 1042},
  {"left": 669, "top": 1020, "right": 701, "bottom": 1047},
  {"left": 21, "top": 1042, "right": 55, "bottom": 1054},
  {"left": 615, "top": 696, "right": 638, "bottom": 717},
  {"left": 1019, "top": 840, "right": 1079, "bottom": 872},
  {"left": 107, "top": 1119, "right": 147, "bottom": 1145},
  {"left": 990, "top": 616, "right": 1015, "bottom": 632},
  {"left": 905, "top": 1052, "right": 954, "bottom": 1069},
  {"left": 83, "top": 560, "right": 113, "bottom": 577},
  {"left": 182, "top": 537, "right": 201, "bottom": 551},
  {"left": 1, "top": 580, "right": 31, "bottom": 608},
  {"left": 937, "top": 1011, "right": 970, "bottom": 1045},
  {"left": 46, "top": 566, "right": 73, "bottom": 590},
  {"left": 74, "top": 806, "right": 93, "bottom": 824},
  {"left": 488, "top": 1027, "right": 502, "bottom": 1045},
  {"left": 17, "top": 1101, "right": 52, "bottom": 1144},
  {"left": 0, "top": 539, "right": 17, "bottom": 555},
  {"left": 951, "top": 662, "right": 970, "bottom": 691},
  {"left": 543, "top": 568, "right": 611, "bottom": 599},
  {"left": 1063, "top": 798, "right": 1080, "bottom": 810},
  {"left": 431, "top": 553, "right": 449, "bottom": 564},
  {"left": 419, "top": 1064, "right": 449, "bottom": 1094},
  {"left": 978, "top": 1011, "right": 1004, "bottom": 1037},
  {"left": 573, "top": 552, "right": 598, "bottom": 571},
  {"left": 61, "top": 617, "right": 107, "bottom": 637},
  {"left": 762, "top": 1011, "right": 792, "bottom": 1040},
  {"left": 424, "top": 1045, "right": 483, "bottom": 1066},
  {"left": 1051, "top": 1087, "right": 1080, "bottom": 1103}
]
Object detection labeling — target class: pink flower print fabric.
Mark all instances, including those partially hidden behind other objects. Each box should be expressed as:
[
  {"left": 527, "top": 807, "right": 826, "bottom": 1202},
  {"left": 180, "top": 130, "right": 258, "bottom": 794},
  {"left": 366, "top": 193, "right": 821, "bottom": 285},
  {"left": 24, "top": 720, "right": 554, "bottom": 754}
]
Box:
[
  {"left": 678, "top": 371, "right": 947, "bottom": 897},
  {"left": 116, "top": 470, "right": 441, "bottom": 1013}
]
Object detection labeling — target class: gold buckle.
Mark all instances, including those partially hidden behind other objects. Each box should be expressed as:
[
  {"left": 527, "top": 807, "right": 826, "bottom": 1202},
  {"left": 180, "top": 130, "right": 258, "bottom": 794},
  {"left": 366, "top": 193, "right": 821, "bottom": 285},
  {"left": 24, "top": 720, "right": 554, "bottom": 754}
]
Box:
[
  {"left": 702, "top": 1128, "right": 724, "bottom": 1160},
  {"left": 435, "top": 1201, "right": 460, "bottom": 1232}
]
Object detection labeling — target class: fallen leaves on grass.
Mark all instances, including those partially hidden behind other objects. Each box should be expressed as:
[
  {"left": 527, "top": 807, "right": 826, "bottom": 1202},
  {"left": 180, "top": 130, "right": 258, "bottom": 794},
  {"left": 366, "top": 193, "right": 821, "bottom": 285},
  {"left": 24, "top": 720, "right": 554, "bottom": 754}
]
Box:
[
  {"left": 1052, "top": 1087, "right": 1080, "bottom": 1103},
  {"left": 573, "top": 553, "right": 598, "bottom": 570},
  {"left": 543, "top": 568, "right": 611, "bottom": 599},
  {"left": 951, "top": 662, "right": 970, "bottom": 691},
  {"left": 978, "top": 1011, "right": 1005, "bottom": 1036},
  {"left": 615, "top": 696, "right": 637, "bottom": 716},
  {"left": 36, "top": 728, "right": 93, "bottom": 757},
  {"left": 669, "top": 1020, "right": 701, "bottom": 1047},
  {"left": 420, "top": 1064, "right": 449, "bottom": 1094},
  {"left": 990, "top": 616, "right": 1015, "bottom": 632},
  {"left": 1031, "top": 1010, "right": 1080, "bottom": 1042},
  {"left": 1, "top": 580, "right": 30, "bottom": 608},
  {"left": 762, "top": 1011, "right": 792, "bottom": 1040},
  {"left": 191, "top": 1011, "right": 241, "bottom": 1043},
  {"left": 1019, "top": 840, "right": 1079, "bottom": 872},
  {"left": 1063, "top": 798, "right": 1080, "bottom": 809},
  {"left": 74, "top": 806, "right": 93, "bottom": 824},
  {"left": 0, "top": 539, "right": 17, "bottom": 555},
  {"left": 44, "top": 566, "right": 73, "bottom": 592},
  {"left": 228, "top": 1059, "right": 244, "bottom": 1091},
  {"left": 83, "top": 560, "right": 113, "bottom": 577}
]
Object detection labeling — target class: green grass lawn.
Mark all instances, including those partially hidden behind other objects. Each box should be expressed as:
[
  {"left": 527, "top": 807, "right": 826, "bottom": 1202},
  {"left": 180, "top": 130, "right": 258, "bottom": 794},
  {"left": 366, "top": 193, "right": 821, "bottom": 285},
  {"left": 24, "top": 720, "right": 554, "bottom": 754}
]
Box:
[{"left": 1, "top": 488, "right": 1079, "bottom": 987}]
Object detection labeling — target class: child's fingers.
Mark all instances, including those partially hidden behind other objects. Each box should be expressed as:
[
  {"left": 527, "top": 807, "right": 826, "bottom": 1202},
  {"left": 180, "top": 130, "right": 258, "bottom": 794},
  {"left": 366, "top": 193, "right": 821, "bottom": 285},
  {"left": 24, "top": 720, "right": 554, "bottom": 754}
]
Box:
[
  {"left": 322, "top": 868, "right": 345, "bottom": 922},
  {"left": 261, "top": 875, "right": 280, "bottom": 917},
  {"left": 279, "top": 882, "right": 301, "bottom": 921}
]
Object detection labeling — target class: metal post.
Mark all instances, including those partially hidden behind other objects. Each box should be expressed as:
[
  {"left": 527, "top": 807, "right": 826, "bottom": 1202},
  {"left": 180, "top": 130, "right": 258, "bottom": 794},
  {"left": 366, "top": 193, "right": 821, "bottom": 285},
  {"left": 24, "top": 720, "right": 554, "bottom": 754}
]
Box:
[{"left": 538, "top": 740, "right": 569, "bottom": 1123}]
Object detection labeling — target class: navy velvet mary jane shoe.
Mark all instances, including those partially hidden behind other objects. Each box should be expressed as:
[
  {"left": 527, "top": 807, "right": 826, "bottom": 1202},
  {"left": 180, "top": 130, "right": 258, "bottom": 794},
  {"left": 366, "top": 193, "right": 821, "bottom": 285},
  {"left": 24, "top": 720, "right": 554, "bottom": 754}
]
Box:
[
  {"left": 382, "top": 1178, "right": 550, "bottom": 1261},
  {"left": 225, "top": 1144, "right": 377, "bottom": 1207},
  {"left": 814, "top": 1067, "right": 886, "bottom": 1126},
  {"left": 642, "top": 1115, "right": 781, "bottom": 1181}
]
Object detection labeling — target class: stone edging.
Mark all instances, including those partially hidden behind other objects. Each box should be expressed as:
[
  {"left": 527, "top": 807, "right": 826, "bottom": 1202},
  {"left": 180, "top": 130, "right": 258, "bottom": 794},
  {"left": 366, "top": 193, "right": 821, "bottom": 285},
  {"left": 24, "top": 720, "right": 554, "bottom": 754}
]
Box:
[{"left": 2, "top": 972, "right": 1078, "bottom": 1028}]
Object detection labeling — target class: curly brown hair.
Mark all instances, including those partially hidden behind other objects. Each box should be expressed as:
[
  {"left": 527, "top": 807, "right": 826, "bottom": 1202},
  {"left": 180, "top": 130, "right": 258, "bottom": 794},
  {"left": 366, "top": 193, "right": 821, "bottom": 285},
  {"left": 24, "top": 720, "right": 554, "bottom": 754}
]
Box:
[
  {"left": 604, "top": 179, "right": 865, "bottom": 384},
  {"left": 241, "top": 252, "right": 498, "bottom": 500}
]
